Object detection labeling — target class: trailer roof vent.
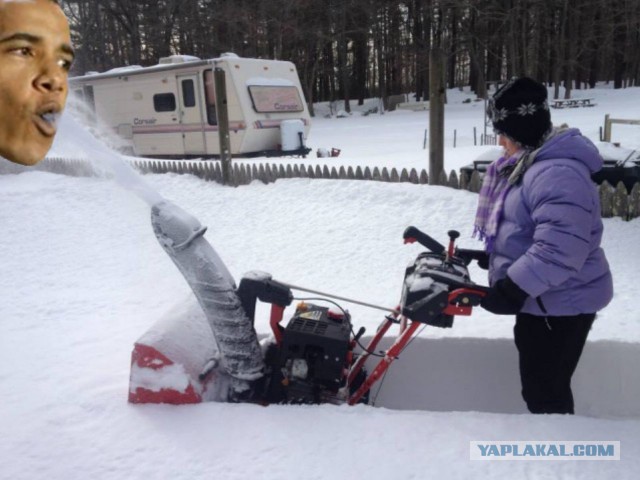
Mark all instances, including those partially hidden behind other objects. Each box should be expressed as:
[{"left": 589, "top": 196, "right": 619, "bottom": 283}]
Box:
[
  {"left": 220, "top": 52, "right": 240, "bottom": 58},
  {"left": 158, "top": 55, "right": 200, "bottom": 65}
]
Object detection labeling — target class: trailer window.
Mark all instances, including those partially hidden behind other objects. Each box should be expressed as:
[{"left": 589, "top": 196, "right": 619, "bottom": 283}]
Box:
[
  {"left": 248, "top": 85, "right": 304, "bottom": 113},
  {"left": 153, "top": 93, "right": 176, "bottom": 112},
  {"left": 203, "top": 70, "right": 217, "bottom": 125},
  {"left": 181, "top": 79, "right": 196, "bottom": 107}
]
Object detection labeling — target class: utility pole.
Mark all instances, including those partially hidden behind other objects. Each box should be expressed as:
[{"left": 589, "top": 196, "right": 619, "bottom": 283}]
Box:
[
  {"left": 214, "top": 67, "right": 232, "bottom": 185},
  {"left": 429, "top": 48, "right": 445, "bottom": 185}
]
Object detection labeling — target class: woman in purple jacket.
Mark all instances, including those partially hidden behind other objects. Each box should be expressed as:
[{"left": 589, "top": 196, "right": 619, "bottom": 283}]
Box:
[{"left": 475, "top": 77, "right": 613, "bottom": 414}]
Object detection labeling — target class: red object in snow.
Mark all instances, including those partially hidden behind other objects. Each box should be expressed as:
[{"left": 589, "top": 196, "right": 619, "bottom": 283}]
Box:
[
  {"left": 128, "top": 343, "right": 203, "bottom": 404},
  {"left": 128, "top": 303, "right": 222, "bottom": 405}
]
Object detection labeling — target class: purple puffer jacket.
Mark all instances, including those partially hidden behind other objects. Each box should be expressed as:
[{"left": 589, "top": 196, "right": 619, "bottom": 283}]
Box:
[{"left": 489, "top": 128, "right": 613, "bottom": 316}]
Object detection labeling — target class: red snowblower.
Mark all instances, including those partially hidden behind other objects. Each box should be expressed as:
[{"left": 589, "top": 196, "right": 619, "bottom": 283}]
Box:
[{"left": 128, "top": 201, "right": 488, "bottom": 406}]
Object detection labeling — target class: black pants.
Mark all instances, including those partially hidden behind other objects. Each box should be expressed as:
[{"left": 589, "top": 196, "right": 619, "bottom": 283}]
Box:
[{"left": 514, "top": 312, "right": 595, "bottom": 414}]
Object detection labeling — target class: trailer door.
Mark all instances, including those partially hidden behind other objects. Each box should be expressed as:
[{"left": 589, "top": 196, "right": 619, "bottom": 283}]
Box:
[{"left": 177, "top": 74, "right": 206, "bottom": 154}]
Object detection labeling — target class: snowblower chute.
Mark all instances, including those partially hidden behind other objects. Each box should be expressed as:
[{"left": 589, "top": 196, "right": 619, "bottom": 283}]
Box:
[
  {"left": 129, "top": 209, "right": 488, "bottom": 406},
  {"left": 129, "top": 201, "right": 264, "bottom": 404}
]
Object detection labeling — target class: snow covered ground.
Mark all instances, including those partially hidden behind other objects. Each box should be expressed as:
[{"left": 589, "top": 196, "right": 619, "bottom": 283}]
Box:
[{"left": 1, "top": 84, "right": 639, "bottom": 479}]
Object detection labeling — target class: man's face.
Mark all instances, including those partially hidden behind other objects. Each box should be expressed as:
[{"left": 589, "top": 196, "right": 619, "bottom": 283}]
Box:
[{"left": 0, "top": 0, "right": 73, "bottom": 166}]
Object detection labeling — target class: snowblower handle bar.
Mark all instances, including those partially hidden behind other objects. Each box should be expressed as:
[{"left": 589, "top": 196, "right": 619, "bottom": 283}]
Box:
[{"left": 402, "top": 226, "right": 445, "bottom": 254}]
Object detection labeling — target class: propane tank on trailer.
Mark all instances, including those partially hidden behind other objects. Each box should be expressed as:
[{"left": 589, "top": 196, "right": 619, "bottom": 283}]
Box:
[{"left": 280, "top": 119, "right": 305, "bottom": 152}]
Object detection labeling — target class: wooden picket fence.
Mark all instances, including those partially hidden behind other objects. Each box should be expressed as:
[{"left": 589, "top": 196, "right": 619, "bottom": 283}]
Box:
[
  {"left": 1, "top": 156, "right": 638, "bottom": 220},
  {"left": 599, "top": 180, "right": 640, "bottom": 220},
  {"left": 131, "top": 158, "right": 435, "bottom": 187},
  {"left": 0, "top": 157, "right": 96, "bottom": 177}
]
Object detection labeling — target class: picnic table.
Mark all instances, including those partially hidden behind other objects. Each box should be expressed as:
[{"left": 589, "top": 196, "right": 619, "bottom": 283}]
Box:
[{"left": 551, "top": 98, "right": 596, "bottom": 109}]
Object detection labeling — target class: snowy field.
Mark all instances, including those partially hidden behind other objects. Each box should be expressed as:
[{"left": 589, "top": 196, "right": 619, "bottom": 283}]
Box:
[{"left": 1, "top": 84, "right": 640, "bottom": 479}]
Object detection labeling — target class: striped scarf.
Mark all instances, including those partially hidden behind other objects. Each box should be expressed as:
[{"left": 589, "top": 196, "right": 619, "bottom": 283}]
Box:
[{"left": 473, "top": 152, "right": 523, "bottom": 252}]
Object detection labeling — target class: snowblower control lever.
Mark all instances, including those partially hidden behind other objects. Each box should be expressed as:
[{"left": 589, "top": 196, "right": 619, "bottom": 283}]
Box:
[
  {"left": 446, "top": 230, "right": 460, "bottom": 261},
  {"left": 403, "top": 226, "right": 445, "bottom": 254},
  {"left": 406, "top": 226, "right": 489, "bottom": 269},
  {"left": 237, "top": 272, "right": 294, "bottom": 324}
]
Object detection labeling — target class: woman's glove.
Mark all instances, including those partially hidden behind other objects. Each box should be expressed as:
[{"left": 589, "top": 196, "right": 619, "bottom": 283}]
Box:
[
  {"left": 455, "top": 249, "right": 490, "bottom": 270},
  {"left": 476, "top": 252, "right": 490, "bottom": 270},
  {"left": 481, "top": 276, "right": 528, "bottom": 315}
]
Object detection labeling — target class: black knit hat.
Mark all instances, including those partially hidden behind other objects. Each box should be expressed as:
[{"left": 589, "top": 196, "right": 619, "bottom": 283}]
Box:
[{"left": 487, "top": 77, "right": 552, "bottom": 149}]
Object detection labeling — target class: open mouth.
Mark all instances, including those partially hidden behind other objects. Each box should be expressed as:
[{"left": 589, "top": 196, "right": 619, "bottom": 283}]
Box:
[
  {"left": 40, "top": 111, "right": 60, "bottom": 125},
  {"left": 34, "top": 107, "right": 62, "bottom": 137}
]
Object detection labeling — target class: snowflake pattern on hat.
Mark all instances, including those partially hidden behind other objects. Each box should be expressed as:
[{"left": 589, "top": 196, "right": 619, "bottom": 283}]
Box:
[
  {"left": 493, "top": 107, "right": 509, "bottom": 122},
  {"left": 517, "top": 103, "right": 537, "bottom": 116}
]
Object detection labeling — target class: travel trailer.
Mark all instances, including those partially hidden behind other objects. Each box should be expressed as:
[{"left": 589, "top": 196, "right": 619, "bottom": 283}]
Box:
[{"left": 69, "top": 54, "right": 312, "bottom": 158}]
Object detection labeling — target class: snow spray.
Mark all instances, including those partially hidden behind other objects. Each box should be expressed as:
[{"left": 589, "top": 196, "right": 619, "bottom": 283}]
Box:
[{"left": 51, "top": 112, "right": 164, "bottom": 206}]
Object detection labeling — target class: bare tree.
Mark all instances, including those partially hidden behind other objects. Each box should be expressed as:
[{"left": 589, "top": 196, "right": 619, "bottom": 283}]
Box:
[{"left": 59, "top": 0, "right": 638, "bottom": 108}]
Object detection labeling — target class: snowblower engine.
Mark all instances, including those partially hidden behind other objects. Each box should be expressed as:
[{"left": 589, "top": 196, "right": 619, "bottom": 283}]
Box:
[
  {"left": 266, "top": 303, "right": 353, "bottom": 404},
  {"left": 237, "top": 273, "right": 356, "bottom": 404}
]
